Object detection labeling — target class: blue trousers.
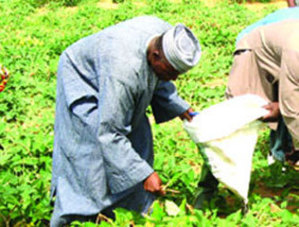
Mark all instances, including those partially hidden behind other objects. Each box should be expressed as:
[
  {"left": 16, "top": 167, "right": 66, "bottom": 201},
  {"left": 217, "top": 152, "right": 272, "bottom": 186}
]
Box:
[{"left": 270, "top": 117, "right": 293, "bottom": 162}]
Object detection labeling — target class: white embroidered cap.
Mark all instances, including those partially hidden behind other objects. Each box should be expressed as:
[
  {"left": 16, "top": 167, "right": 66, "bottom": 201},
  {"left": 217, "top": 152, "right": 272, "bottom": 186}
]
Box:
[{"left": 162, "top": 23, "right": 201, "bottom": 73}]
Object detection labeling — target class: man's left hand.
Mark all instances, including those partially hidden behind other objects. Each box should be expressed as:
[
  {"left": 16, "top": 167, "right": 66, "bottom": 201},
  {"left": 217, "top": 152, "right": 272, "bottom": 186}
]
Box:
[{"left": 143, "top": 172, "right": 166, "bottom": 196}]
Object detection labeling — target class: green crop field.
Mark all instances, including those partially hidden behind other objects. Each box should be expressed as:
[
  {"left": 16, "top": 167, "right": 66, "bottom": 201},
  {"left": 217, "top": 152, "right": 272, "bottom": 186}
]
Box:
[{"left": 0, "top": 0, "right": 298, "bottom": 226}]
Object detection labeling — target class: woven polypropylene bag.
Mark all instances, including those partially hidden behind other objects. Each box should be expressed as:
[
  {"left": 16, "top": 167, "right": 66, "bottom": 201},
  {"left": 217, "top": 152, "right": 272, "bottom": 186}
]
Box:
[{"left": 184, "top": 94, "right": 269, "bottom": 204}]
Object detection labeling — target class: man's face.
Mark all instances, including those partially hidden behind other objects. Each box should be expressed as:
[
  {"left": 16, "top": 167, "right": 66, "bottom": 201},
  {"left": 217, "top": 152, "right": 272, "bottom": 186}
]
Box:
[{"left": 152, "top": 53, "right": 181, "bottom": 81}]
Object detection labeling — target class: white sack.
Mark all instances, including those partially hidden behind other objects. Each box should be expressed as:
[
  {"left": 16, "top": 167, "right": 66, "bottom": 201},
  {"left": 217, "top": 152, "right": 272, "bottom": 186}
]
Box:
[{"left": 184, "top": 94, "right": 269, "bottom": 203}]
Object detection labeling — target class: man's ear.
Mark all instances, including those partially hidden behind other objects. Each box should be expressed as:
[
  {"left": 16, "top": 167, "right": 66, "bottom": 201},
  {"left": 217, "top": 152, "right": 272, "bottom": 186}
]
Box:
[{"left": 153, "top": 50, "right": 161, "bottom": 60}]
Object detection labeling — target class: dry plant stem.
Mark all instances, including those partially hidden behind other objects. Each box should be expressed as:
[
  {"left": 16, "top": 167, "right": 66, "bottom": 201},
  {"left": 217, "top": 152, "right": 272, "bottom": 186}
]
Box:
[{"left": 95, "top": 213, "right": 113, "bottom": 225}]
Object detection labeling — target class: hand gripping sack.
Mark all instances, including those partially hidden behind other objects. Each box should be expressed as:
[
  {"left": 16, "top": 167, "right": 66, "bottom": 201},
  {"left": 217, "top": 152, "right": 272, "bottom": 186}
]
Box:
[{"left": 184, "top": 94, "right": 269, "bottom": 205}]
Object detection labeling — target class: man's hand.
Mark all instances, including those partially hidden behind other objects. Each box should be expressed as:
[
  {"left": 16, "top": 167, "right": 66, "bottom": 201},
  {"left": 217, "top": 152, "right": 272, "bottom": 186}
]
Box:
[
  {"left": 143, "top": 172, "right": 165, "bottom": 196},
  {"left": 179, "top": 108, "right": 194, "bottom": 122},
  {"left": 262, "top": 102, "right": 280, "bottom": 122}
]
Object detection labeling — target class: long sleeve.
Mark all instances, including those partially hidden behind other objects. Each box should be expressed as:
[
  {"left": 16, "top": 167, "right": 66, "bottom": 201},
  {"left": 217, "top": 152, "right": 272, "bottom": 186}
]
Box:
[
  {"left": 97, "top": 76, "right": 153, "bottom": 194},
  {"left": 151, "top": 81, "right": 190, "bottom": 123}
]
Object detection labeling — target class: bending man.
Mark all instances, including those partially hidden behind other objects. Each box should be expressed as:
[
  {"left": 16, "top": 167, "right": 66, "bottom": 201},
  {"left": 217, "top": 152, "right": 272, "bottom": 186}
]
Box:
[
  {"left": 226, "top": 19, "right": 299, "bottom": 166},
  {"left": 50, "top": 16, "right": 201, "bottom": 226}
]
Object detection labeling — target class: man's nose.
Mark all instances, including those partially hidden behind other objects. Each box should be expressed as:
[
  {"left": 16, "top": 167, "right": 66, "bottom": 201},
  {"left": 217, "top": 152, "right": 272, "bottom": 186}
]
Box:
[{"left": 171, "top": 74, "right": 178, "bottom": 80}]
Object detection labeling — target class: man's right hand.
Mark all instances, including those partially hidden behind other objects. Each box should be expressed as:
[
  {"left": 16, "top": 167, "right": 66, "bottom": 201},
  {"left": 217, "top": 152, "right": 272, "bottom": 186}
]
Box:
[
  {"left": 143, "top": 172, "right": 166, "bottom": 196},
  {"left": 262, "top": 102, "right": 280, "bottom": 122}
]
